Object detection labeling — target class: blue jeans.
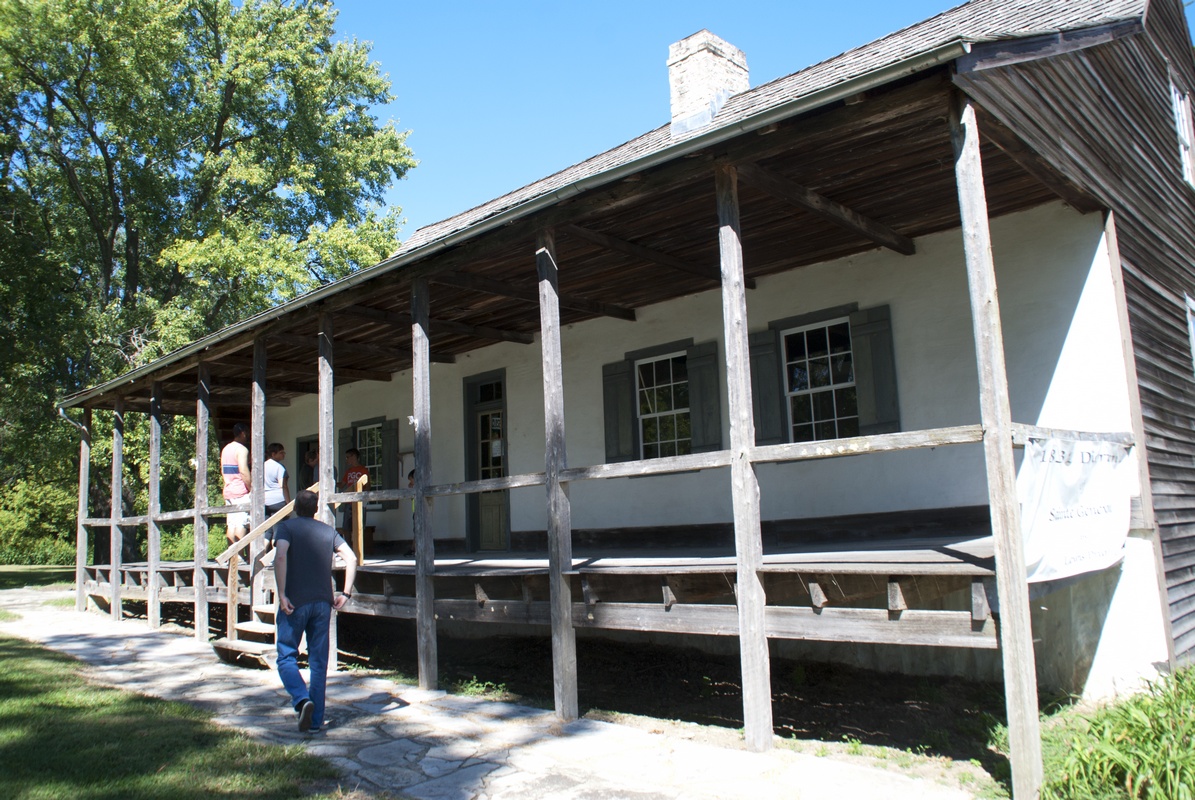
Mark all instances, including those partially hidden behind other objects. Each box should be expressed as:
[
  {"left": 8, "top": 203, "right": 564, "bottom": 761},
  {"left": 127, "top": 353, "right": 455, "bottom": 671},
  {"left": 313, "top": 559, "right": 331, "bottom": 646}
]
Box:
[{"left": 276, "top": 600, "right": 331, "bottom": 728}]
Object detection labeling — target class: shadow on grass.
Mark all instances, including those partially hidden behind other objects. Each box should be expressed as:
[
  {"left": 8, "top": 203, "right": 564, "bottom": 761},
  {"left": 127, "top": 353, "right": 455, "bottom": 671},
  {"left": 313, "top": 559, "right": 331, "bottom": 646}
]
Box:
[
  {"left": 0, "top": 565, "right": 75, "bottom": 591},
  {"left": 0, "top": 636, "right": 334, "bottom": 800}
]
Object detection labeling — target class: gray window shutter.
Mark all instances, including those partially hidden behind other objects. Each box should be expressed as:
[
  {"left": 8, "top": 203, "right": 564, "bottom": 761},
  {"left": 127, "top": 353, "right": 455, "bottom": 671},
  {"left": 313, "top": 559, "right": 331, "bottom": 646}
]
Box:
[
  {"left": 686, "top": 341, "right": 723, "bottom": 453},
  {"left": 381, "top": 418, "right": 400, "bottom": 509},
  {"left": 602, "top": 360, "right": 636, "bottom": 462},
  {"left": 850, "top": 305, "right": 900, "bottom": 435},
  {"left": 337, "top": 427, "right": 352, "bottom": 485},
  {"left": 749, "top": 330, "right": 785, "bottom": 446}
]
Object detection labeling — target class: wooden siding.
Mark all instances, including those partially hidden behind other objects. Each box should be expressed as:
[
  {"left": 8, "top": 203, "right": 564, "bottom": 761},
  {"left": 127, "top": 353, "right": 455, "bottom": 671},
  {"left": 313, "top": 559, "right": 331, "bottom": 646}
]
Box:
[{"left": 955, "top": 0, "right": 1195, "bottom": 661}]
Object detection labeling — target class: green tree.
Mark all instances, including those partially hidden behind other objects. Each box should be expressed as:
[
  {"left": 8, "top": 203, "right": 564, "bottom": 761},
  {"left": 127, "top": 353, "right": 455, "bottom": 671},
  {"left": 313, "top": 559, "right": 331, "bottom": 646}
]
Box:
[{"left": 0, "top": 0, "right": 415, "bottom": 562}]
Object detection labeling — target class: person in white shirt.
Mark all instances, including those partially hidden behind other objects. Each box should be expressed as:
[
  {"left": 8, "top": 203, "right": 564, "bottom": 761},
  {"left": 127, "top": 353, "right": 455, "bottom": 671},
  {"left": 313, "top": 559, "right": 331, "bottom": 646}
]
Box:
[{"left": 263, "top": 442, "right": 290, "bottom": 544}]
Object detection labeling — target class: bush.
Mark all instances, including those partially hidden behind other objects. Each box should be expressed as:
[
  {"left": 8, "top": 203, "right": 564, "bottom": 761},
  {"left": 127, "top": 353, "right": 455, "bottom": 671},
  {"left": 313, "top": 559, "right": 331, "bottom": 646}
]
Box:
[
  {"left": 0, "top": 478, "right": 77, "bottom": 565},
  {"left": 1044, "top": 668, "right": 1195, "bottom": 799}
]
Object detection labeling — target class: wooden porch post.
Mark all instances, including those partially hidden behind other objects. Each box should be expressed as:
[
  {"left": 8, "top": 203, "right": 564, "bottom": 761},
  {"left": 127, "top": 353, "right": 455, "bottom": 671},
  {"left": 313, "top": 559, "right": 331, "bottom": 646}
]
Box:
[
  {"left": 194, "top": 363, "right": 211, "bottom": 641},
  {"left": 411, "top": 277, "right": 439, "bottom": 690},
  {"left": 75, "top": 408, "right": 91, "bottom": 612},
  {"left": 715, "top": 164, "right": 773, "bottom": 752},
  {"left": 109, "top": 396, "right": 124, "bottom": 621},
  {"left": 148, "top": 382, "right": 163, "bottom": 628},
  {"left": 537, "top": 229, "right": 579, "bottom": 721},
  {"left": 951, "top": 92, "right": 1043, "bottom": 799},
  {"left": 250, "top": 337, "right": 267, "bottom": 607},
  {"left": 317, "top": 311, "right": 338, "bottom": 669}
]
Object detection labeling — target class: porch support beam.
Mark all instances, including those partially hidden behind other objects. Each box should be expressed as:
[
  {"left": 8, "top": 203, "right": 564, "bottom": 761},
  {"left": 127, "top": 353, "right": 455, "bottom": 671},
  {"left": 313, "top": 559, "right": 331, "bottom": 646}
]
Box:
[
  {"left": 75, "top": 409, "right": 91, "bottom": 612},
  {"left": 109, "top": 397, "right": 124, "bottom": 621},
  {"left": 343, "top": 304, "right": 534, "bottom": 345},
  {"left": 714, "top": 164, "right": 773, "bottom": 752},
  {"left": 432, "top": 270, "right": 636, "bottom": 322},
  {"left": 562, "top": 223, "right": 754, "bottom": 289},
  {"left": 194, "top": 363, "right": 211, "bottom": 640},
  {"left": 411, "top": 278, "right": 439, "bottom": 690},
  {"left": 735, "top": 161, "right": 915, "bottom": 255},
  {"left": 537, "top": 229, "right": 579, "bottom": 721},
  {"left": 317, "top": 313, "right": 338, "bottom": 671},
  {"left": 951, "top": 92, "right": 1042, "bottom": 800},
  {"left": 148, "top": 383, "right": 163, "bottom": 628},
  {"left": 250, "top": 338, "right": 267, "bottom": 609}
]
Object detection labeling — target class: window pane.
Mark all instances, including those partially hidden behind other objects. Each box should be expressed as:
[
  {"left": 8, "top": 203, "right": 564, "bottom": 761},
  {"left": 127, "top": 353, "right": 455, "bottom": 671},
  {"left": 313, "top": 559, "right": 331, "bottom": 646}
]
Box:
[
  {"left": 831, "top": 353, "right": 853, "bottom": 384},
  {"left": 644, "top": 443, "right": 659, "bottom": 459},
  {"left": 660, "top": 441, "right": 677, "bottom": 458},
  {"left": 792, "top": 423, "right": 814, "bottom": 443},
  {"left": 677, "top": 438, "right": 692, "bottom": 455},
  {"left": 671, "top": 356, "right": 687, "bottom": 383},
  {"left": 809, "top": 357, "right": 830, "bottom": 388},
  {"left": 639, "top": 388, "right": 654, "bottom": 415},
  {"left": 806, "top": 327, "right": 828, "bottom": 357},
  {"left": 638, "top": 362, "right": 655, "bottom": 389},
  {"left": 660, "top": 414, "right": 675, "bottom": 441},
  {"left": 675, "top": 381, "right": 689, "bottom": 409},
  {"left": 785, "top": 332, "right": 806, "bottom": 360},
  {"left": 828, "top": 322, "right": 851, "bottom": 353},
  {"left": 814, "top": 421, "right": 837, "bottom": 440},
  {"left": 791, "top": 395, "right": 812, "bottom": 424},
  {"left": 835, "top": 386, "right": 858, "bottom": 418},
  {"left": 656, "top": 386, "right": 673, "bottom": 413},
  {"left": 812, "top": 390, "right": 835, "bottom": 422},
  {"left": 789, "top": 363, "right": 809, "bottom": 392},
  {"left": 643, "top": 417, "right": 658, "bottom": 444},
  {"left": 838, "top": 417, "right": 859, "bottom": 438}
]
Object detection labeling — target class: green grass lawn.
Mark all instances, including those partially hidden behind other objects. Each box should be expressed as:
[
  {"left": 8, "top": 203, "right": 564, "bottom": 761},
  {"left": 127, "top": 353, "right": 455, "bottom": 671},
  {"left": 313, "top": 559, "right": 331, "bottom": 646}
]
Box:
[
  {"left": 0, "top": 634, "right": 343, "bottom": 799},
  {"left": 0, "top": 565, "right": 76, "bottom": 591}
]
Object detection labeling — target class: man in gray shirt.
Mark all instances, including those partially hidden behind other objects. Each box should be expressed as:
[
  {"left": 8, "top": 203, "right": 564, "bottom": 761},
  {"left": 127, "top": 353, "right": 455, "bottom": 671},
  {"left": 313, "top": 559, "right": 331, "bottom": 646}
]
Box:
[{"left": 273, "top": 490, "right": 357, "bottom": 732}]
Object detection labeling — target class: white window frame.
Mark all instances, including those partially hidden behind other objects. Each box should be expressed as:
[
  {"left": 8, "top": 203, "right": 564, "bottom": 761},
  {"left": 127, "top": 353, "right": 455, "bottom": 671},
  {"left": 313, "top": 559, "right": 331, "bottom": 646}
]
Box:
[
  {"left": 355, "top": 421, "right": 384, "bottom": 508},
  {"left": 634, "top": 351, "right": 691, "bottom": 459},
  {"left": 1172, "top": 77, "right": 1195, "bottom": 187},
  {"left": 781, "top": 315, "right": 859, "bottom": 443}
]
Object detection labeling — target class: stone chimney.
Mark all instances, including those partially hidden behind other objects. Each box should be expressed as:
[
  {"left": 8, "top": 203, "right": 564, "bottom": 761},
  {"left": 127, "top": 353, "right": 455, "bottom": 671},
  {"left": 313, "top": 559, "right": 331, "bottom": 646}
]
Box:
[{"left": 668, "top": 30, "right": 749, "bottom": 138}]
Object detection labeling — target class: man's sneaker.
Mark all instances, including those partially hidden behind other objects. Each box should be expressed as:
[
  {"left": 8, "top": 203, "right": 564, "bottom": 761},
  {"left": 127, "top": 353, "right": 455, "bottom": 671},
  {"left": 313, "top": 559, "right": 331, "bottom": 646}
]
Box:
[{"left": 297, "top": 699, "right": 314, "bottom": 732}]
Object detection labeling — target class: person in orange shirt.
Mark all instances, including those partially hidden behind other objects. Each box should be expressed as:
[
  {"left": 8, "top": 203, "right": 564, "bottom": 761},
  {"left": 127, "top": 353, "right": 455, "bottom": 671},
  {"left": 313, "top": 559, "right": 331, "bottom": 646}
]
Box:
[{"left": 338, "top": 448, "right": 369, "bottom": 531}]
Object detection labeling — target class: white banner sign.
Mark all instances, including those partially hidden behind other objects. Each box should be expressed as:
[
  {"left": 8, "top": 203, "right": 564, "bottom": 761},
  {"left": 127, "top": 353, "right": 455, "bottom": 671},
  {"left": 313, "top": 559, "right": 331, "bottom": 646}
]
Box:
[{"left": 1017, "top": 438, "right": 1134, "bottom": 583}]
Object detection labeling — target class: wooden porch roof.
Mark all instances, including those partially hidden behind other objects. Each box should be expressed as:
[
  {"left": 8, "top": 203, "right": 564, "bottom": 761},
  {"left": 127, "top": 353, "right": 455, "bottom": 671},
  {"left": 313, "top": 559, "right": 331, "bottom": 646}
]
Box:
[{"left": 60, "top": 0, "right": 1140, "bottom": 422}]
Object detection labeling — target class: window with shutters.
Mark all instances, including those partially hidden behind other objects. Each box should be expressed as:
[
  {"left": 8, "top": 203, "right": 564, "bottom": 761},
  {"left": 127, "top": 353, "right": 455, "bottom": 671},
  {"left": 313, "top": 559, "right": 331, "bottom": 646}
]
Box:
[
  {"left": 635, "top": 352, "right": 691, "bottom": 459},
  {"left": 1185, "top": 295, "right": 1195, "bottom": 380},
  {"left": 356, "top": 422, "right": 384, "bottom": 492},
  {"left": 603, "top": 339, "right": 721, "bottom": 463},
  {"left": 750, "top": 304, "right": 899, "bottom": 446},
  {"left": 781, "top": 317, "right": 859, "bottom": 442},
  {"left": 1172, "top": 77, "right": 1195, "bottom": 188},
  {"left": 337, "top": 417, "right": 401, "bottom": 508}
]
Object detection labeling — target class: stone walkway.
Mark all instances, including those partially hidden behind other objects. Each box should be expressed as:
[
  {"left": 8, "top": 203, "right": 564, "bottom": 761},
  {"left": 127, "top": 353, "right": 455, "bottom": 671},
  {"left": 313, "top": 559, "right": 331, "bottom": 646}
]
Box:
[{"left": 0, "top": 587, "right": 976, "bottom": 800}]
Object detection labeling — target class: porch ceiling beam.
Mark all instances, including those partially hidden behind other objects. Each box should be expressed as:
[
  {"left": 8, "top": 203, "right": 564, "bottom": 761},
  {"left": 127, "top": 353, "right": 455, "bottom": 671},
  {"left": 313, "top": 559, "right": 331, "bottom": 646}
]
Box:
[
  {"left": 350, "top": 341, "right": 457, "bottom": 364},
  {"left": 431, "top": 270, "right": 636, "bottom": 322},
  {"left": 215, "top": 353, "right": 393, "bottom": 383},
  {"left": 562, "top": 223, "right": 755, "bottom": 289},
  {"left": 735, "top": 161, "right": 916, "bottom": 255},
  {"left": 145, "top": 387, "right": 292, "bottom": 407},
  {"left": 972, "top": 106, "right": 1102, "bottom": 215},
  {"left": 342, "top": 304, "right": 535, "bottom": 345}
]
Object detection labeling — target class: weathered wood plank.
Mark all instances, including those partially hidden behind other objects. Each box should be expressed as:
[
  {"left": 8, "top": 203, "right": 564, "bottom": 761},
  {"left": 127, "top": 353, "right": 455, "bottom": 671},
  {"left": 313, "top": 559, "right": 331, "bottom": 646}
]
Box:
[
  {"left": 194, "top": 364, "right": 210, "bottom": 640},
  {"left": 736, "top": 161, "right": 915, "bottom": 255},
  {"left": 75, "top": 408, "right": 91, "bottom": 612},
  {"left": 563, "top": 222, "right": 754, "bottom": 289},
  {"left": 110, "top": 397, "right": 124, "bottom": 622},
  {"left": 317, "top": 312, "right": 337, "bottom": 670},
  {"left": 751, "top": 425, "right": 983, "bottom": 465},
  {"left": 539, "top": 229, "right": 578, "bottom": 722},
  {"left": 250, "top": 338, "right": 267, "bottom": 613},
  {"left": 343, "top": 303, "right": 534, "bottom": 345},
  {"left": 431, "top": 270, "right": 636, "bottom": 322},
  {"left": 952, "top": 92, "right": 1042, "bottom": 800},
  {"left": 715, "top": 164, "right": 773, "bottom": 752},
  {"left": 411, "top": 278, "right": 439, "bottom": 690},
  {"left": 560, "top": 450, "right": 732, "bottom": 482},
  {"left": 148, "top": 383, "right": 163, "bottom": 628},
  {"left": 1009, "top": 424, "right": 1134, "bottom": 446}
]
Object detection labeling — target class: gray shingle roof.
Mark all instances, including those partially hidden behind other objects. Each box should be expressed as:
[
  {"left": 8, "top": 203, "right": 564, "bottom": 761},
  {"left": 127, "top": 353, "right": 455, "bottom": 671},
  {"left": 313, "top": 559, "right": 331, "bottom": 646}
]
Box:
[{"left": 400, "top": 0, "right": 1146, "bottom": 254}]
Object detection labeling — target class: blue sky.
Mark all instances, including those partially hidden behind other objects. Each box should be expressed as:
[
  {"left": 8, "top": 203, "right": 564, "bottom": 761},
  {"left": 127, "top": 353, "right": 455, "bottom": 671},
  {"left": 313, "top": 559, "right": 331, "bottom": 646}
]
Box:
[{"left": 333, "top": 0, "right": 1195, "bottom": 238}]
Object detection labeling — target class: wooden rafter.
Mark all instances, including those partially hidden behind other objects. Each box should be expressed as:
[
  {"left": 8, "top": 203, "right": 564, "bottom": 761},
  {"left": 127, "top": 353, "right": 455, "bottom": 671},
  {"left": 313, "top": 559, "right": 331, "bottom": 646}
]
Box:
[
  {"left": 562, "top": 223, "right": 755, "bottom": 289},
  {"left": 216, "top": 353, "right": 393, "bottom": 383},
  {"left": 735, "top": 161, "right": 916, "bottom": 255},
  {"left": 431, "top": 270, "right": 636, "bottom": 322},
  {"left": 342, "top": 304, "right": 534, "bottom": 345}
]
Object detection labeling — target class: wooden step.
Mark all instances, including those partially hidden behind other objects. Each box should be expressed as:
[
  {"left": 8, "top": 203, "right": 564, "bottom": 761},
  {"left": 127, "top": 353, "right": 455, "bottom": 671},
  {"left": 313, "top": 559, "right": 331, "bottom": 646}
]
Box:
[
  {"left": 211, "top": 637, "right": 274, "bottom": 668},
  {"left": 235, "top": 620, "right": 276, "bottom": 639},
  {"left": 252, "top": 603, "right": 276, "bottom": 621}
]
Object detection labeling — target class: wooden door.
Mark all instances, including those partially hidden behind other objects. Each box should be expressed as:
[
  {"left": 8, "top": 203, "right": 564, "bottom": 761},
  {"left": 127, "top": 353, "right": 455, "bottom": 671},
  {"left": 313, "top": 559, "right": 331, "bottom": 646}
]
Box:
[{"left": 476, "top": 408, "right": 508, "bottom": 550}]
